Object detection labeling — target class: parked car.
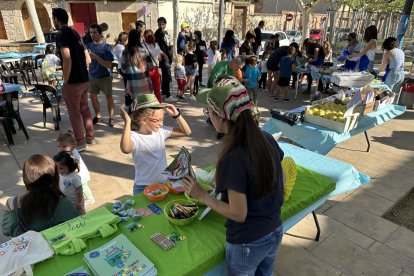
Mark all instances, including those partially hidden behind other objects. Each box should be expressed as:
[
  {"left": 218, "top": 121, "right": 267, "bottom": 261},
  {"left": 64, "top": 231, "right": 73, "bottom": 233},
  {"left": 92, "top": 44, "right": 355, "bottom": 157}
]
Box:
[
  {"left": 309, "top": 28, "right": 329, "bottom": 43},
  {"left": 15, "top": 32, "right": 58, "bottom": 44},
  {"left": 259, "top": 30, "right": 290, "bottom": 57},
  {"left": 286, "top": 30, "right": 302, "bottom": 44}
]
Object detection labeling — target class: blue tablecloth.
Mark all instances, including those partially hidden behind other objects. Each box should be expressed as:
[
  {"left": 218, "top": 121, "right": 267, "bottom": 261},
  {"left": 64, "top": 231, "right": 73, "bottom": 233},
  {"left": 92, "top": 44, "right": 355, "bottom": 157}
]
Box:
[
  {"left": 262, "top": 104, "right": 406, "bottom": 155},
  {"left": 0, "top": 52, "right": 38, "bottom": 61},
  {"left": 3, "top": 83, "right": 23, "bottom": 94},
  {"left": 34, "top": 44, "right": 47, "bottom": 52}
]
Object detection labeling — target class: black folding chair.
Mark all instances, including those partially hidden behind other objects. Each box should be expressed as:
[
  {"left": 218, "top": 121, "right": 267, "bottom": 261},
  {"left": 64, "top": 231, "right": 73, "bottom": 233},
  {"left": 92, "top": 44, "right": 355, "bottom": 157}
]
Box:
[
  {"left": 34, "top": 84, "right": 62, "bottom": 130},
  {"left": 19, "top": 56, "right": 38, "bottom": 85},
  {"left": 0, "top": 61, "right": 27, "bottom": 89},
  {"left": 34, "top": 54, "right": 46, "bottom": 82},
  {"left": 0, "top": 116, "right": 14, "bottom": 145},
  {"left": 0, "top": 91, "right": 29, "bottom": 142}
]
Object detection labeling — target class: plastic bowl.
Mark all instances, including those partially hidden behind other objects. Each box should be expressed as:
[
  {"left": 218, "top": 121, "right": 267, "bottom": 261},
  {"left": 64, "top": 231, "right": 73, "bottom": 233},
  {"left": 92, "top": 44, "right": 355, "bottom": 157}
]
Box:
[
  {"left": 164, "top": 199, "right": 199, "bottom": 226},
  {"left": 144, "top": 184, "right": 169, "bottom": 202},
  {"left": 184, "top": 183, "right": 215, "bottom": 206}
]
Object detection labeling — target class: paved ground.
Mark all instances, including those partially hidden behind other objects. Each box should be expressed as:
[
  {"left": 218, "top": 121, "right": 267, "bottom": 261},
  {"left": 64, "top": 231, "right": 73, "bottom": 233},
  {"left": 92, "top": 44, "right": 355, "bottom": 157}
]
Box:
[{"left": 0, "top": 72, "right": 413, "bottom": 275}]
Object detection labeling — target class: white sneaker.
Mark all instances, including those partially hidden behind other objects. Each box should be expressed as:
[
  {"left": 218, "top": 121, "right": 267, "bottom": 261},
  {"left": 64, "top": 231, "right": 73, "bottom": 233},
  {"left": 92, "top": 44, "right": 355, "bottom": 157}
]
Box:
[
  {"left": 188, "top": 95, "right": 197, "bottom": 101},
  {"left": 164, "top": 97, "right": 178, "bottom": 102}
]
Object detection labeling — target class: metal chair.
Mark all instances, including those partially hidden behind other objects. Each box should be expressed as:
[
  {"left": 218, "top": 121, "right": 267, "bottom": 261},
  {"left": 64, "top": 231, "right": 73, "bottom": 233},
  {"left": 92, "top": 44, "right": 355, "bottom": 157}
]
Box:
[
  {"left": 0, "top": 91, "right": 29, "bottom": 142},
  {"left": 34, "top": 84, "right": 62, "bottom": 130},
  {"left": 0, "top": 61, "right": 28, "bottom": 89},
  {"left": 0, "top": 116, "right": 14, "bottom": 145}
]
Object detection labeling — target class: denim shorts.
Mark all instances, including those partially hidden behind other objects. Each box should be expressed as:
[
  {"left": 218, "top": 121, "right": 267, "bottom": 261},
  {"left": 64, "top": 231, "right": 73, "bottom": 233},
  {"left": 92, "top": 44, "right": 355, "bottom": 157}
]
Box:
[
  {"left": 226, "top": 225, "right": 283, "bottom": 276},
  {"left": 385, "top": 69, "right": 404, "bottom": 93}
]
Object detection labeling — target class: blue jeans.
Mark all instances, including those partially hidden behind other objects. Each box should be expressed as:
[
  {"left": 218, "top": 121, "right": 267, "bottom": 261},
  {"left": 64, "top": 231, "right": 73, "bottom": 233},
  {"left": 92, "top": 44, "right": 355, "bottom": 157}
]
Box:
[
  {"left": 226, "top": 225, "right": 283, "bottom": 276},
  {"left": 133, "top": 184, "right": 147, "bottom": 195}
]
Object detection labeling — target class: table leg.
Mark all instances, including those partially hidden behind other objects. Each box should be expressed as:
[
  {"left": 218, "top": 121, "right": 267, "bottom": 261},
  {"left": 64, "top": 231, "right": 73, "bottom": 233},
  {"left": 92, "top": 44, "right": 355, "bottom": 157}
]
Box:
[
  {"left": 364, "top": 131, "right": 370, "bottom": 152},
  {"left": 312, "top": 211, "right": 321, "bottom": 241}
]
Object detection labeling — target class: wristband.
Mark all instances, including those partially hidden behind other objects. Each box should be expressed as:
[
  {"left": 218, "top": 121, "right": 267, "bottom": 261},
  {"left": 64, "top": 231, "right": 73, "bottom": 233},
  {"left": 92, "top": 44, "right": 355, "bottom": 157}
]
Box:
[{"left": 172, "top": 108, "right": 181, "bottom": 119}]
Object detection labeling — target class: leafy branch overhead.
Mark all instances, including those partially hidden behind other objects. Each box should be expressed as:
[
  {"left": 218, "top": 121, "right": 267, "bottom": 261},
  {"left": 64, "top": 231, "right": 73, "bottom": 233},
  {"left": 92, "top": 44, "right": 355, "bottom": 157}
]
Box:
[{"left": 342, "top": 0, "right": 405, "bottom": 12}]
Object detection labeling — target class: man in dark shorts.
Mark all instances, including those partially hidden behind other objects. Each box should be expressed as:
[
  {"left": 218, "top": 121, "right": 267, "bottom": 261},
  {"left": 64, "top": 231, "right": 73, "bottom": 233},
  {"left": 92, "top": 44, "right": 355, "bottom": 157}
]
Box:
[
  {"left": 53, "top": 8, "right": 95, "bottom": 151},
  {"left": 87, "top": 23, "right": 115, "bottom": 127}
]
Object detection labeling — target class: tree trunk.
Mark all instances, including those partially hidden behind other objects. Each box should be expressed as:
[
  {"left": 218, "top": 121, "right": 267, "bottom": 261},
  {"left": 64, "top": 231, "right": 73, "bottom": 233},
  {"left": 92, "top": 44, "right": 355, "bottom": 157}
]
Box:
[
  {"left": 172, "top": 0, "right": 179, "bottom": 58},
  {"left": 350, "top": 9, "right": 357, "bottom": 33},
  {"left": 218, "top": 0, "right": 224, "bottom": 44},
  {"left": 25, "top": 0, "right": 45, "bottom": 43},
  {"left": 301, "top": 7, "right": 311, "bottom": 39}
]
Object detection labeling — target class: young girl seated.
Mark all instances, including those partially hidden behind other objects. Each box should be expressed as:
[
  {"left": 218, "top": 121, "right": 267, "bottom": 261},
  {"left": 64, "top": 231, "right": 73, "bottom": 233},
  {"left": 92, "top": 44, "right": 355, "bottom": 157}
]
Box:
[
  {"left": 120, "top": 94, "right": 191, "bottom": 194},
  {"left": 2, "top": 154, "right": 78, "bottom": 237},
  {"left": 56, "top": 130, "right": 95, "bottom": 204},
  {"left": 53, "top": 152, "right": 85, "bottom": 214},
  {"left": 42, "top": 44, "right": 61, "bottom": 86}
]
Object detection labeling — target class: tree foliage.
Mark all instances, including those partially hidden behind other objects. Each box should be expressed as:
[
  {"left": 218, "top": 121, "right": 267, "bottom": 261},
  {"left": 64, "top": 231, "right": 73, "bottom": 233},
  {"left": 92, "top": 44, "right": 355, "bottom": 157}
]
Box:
[{"left": 342, "top": 0, "right": 405, "bottom": 13}]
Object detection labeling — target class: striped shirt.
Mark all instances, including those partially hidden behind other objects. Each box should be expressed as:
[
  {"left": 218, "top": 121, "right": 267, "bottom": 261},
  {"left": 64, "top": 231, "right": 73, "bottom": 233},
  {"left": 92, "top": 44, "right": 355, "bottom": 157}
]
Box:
[{"left": 120, "top": 50, "right": 153, "bottom": 97}]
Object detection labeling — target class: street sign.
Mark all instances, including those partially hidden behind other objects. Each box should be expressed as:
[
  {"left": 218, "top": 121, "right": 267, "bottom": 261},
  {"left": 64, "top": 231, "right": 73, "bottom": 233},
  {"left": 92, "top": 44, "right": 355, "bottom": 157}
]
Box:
[{"left": 286, "top": 13, "right": 293, "bottom": 22}]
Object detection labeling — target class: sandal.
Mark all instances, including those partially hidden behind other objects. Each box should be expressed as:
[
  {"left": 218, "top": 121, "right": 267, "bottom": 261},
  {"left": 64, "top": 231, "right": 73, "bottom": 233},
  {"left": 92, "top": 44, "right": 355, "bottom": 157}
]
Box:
[
  {"left": 108, "top": 118, "right": 114, "bottom": 127},
  {"left": 92, "top": 116, "right": 103, "bottom": 124}
]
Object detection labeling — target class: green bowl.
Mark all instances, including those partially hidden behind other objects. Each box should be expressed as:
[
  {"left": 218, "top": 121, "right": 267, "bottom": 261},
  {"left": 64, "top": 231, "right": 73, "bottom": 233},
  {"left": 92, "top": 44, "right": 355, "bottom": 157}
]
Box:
[
  {"left": 184, "top": 183, "right": 215, "bottom": 206},
  {"left": 164, "top": 199, "right": 199, "bottom": 226}
]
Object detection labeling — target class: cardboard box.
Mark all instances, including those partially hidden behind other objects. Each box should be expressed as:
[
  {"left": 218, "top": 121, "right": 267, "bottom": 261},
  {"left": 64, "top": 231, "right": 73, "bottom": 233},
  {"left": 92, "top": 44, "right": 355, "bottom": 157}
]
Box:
[
  {"left": 304, "top": 112, "right": 360, "bottom": 132},
  {"left": 355, "top": 101, "right": 375, "bottom": 115}
]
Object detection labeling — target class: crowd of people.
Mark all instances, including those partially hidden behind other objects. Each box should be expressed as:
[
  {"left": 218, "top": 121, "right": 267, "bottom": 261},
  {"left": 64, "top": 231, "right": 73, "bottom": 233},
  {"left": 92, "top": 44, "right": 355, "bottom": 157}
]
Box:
[{"left": 2, "top": 8, "right": 408, "bottom": 274}]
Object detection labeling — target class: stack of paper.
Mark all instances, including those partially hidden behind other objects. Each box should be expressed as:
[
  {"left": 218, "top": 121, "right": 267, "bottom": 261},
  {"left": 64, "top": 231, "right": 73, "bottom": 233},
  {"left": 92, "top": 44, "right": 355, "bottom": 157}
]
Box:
[{"left": 83, "top": 234, "right": 157, "bottom": 276}]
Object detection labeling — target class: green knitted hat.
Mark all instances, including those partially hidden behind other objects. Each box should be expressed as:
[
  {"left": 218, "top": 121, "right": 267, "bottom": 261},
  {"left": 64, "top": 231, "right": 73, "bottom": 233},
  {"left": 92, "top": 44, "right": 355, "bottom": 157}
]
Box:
[
  {"left": 132, "top": 94, "right": 165, "bottom": 111},
  {"left": 196, "top": 76, "right": 254, "bottom": 122}
]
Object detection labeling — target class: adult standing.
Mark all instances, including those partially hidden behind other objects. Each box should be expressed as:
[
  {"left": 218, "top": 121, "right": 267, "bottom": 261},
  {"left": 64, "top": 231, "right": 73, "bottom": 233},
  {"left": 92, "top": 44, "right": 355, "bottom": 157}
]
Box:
[
  {"left": 177, "top": 22, "right": 191, "bottom": 56},
  {"left": 194, "top": 30, "right": 207, "bottom": 87},
  {"left": 221, "top": 30, "right": 237, "bottom": 60},
  {"left": 52, "top": 8, "right": 95, "bottom": 151},
  {"left": 305, "top": 42, "right": 326, "bottom": 94},
  {"left": 143, "top": 29, "right": 169, "bottom": 103},
  {"left": 154, "top": 17, "right": 177, "bottom": 102},
  {"left": 336, "top": 32, "right": 362, "bottom": 71},
  {"left": 184, "top": 77, "right": 284, "bottom": 274},
  {"left": 379, "top": 37, "right": 405, "bottom": 92},
  {"left": 87, "top": 24, "right": 115, "bottom": 127},
  {"left": 350, "top": 25, "right": 378, "bottom": 72},
  {"left": 135, "top": 20, "right": 146, "bottom": 44},
  {"left": 254, "top": 20, "right": 265, "bottom": 55},
  {"left": 239, "top": 31, "right": 256, "bottom": 57},
  {"left": 120, "top": 29, "right": 152, "bottom": 106}
]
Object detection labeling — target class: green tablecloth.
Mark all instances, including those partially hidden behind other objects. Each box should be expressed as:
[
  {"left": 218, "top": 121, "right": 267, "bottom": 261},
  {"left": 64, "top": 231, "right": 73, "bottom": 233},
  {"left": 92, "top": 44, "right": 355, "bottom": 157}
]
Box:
[
  {"left": 34, "top": 193, "right": 227, "bottom": 276},
  {"left": 34, "top": 165, "right": 336, "bottom": 275}
]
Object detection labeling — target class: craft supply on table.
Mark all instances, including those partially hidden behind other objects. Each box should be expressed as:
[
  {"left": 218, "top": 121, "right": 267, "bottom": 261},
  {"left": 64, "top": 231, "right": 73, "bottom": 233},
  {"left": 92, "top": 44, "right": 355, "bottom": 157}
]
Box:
[
  {"left": 150, "top": 233, "right": 176, "bottom": 251},
  {"left": 136, "top": 207, "right": 153, "bottom": 216},
  {"left": 148, "top": 203, "right": 163, "bottom": 215},
  {"left": 125, "top": 222, "right": 144, "bottom": 232},
  {"left": 167, "top": 232, "right": 186, "bottom": 242},
  {"left": 144, "top": 184, "right": 169, "bottom": 201}
]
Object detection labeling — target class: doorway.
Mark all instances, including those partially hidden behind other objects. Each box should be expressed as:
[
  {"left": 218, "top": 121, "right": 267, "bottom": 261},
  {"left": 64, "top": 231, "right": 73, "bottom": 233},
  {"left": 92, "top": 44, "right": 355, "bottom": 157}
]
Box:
[
  {"left": 121, "top": 13, "right": 137, "bottom": 32},
  {"left": 70, "top": 3, "right": 97, "bottom": 36},
  {"left": 233, "top": 7, "right": 247, "bottom": 39},
  {"left": 21, "top": 0, "right": 52, "bottom": 38},
  {"left": 0, "top": 13, "right": 7, "bottom": 39}
]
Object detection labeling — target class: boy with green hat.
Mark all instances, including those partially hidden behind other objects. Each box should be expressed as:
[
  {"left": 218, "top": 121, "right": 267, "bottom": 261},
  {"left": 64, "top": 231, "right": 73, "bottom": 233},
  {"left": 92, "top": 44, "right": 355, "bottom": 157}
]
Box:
[{"left": 120, "top": 94, "right": 192, "bottom": 194}]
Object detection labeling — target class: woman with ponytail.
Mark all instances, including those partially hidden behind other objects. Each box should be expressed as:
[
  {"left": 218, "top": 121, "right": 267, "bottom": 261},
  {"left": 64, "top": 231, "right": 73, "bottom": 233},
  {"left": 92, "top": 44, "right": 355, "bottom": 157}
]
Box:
[
  {"left": 2, "top": 154, "right": 78, "bottom": 237},
  {"left": 182, "top": 76, "right": 285, "bottom": 275}
]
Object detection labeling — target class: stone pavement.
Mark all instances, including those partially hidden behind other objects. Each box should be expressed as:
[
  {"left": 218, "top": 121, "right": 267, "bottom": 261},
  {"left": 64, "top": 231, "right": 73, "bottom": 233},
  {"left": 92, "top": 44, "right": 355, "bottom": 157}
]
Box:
[{"left": 0, "top": 75, "right": 413, "bottom": 275}]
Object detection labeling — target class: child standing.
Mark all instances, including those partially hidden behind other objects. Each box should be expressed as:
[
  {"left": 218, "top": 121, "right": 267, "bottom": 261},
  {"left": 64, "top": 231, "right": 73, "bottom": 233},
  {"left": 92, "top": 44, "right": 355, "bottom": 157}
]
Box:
[
  {"left": 175, "top": 55, "right": 187, "bottom": 99},
  {"left": 184, "top": 41, "right": 198, "bottom": 101},
  {"left": 258, "top": 52, "right": 269, "bottom": 90},
  {"left": 276, "top": 46, "right": 297, "bottom": 102},
  {"left": 53, "top": 152, "right": 85, "bottom": 214},
  {"left": 120, "top": 94, "right": 191, "bottom": 195},
  {"left": 56, "top": 130, "right": 95, "bottom": 204},
  {"left": 42, "top": 44, "right": 60, "bottom": 86},
  {"left": 206, "top": 41, "right": 221, "bottom": 78},
  {"left": 243, "top": 56, "right": 261, "bottom": 104}
]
